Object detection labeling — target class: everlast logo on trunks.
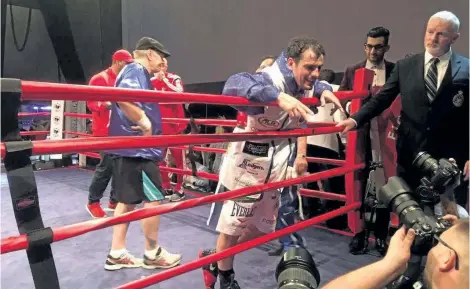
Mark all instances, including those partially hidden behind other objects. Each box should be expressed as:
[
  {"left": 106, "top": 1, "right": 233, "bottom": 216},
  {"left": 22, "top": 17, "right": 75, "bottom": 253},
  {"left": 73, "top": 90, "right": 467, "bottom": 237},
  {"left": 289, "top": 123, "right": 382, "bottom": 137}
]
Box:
[
  {"left": 258, "top": 117, "right": 280, "bottom": 128},
  {"left": 242, "top": 141, "right": 269, "bottom": 157},
  {"left": 230, "top": 202, "right": 255, "bottom": 217},
  {"left": 237, "top": 159, "right": 265, "bottom": 175}
]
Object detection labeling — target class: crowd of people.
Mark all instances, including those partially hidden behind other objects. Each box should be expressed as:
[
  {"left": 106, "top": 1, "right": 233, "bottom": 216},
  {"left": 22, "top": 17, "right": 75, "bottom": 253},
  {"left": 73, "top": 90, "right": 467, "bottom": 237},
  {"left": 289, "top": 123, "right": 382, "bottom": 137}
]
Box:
[{"left": 80, "top": 9, "right": 467, "bottom": 289}]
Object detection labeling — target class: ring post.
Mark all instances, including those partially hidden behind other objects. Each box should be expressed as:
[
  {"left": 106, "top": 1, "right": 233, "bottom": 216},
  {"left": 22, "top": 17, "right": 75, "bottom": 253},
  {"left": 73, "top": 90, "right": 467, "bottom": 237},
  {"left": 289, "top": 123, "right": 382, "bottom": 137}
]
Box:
[
  {"left": 1, "top": 78, "right": 61, "bottom": 289},
  {"left": 345, "top": 69, "right": 374, "bottom": 234}
]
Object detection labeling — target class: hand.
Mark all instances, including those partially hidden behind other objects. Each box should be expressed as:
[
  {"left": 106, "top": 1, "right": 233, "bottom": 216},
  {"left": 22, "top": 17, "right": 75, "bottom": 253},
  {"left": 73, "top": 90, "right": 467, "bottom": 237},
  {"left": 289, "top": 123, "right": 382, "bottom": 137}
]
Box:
[
  {"left": 277, "top": 92, "right": 314, "bottom": 120},
  {"left": 294, "top": 156, "right": 308, "bottom": 176},
  {"left": 320, "top": 90, "right": 345, "bottom": 115},
  {"left": 336, "top": 118, "right": 356, "bottom": 134},
  {"left": 442, "top": 214, "right": 459, "bottom": 225},
  {"left": 103, "top": 101, "right": 112, "bottom": 109},
  {"left": 449, "top": 158, "right": 468, "bottom": 181},
  {"left": 131, "top": 114, "right": 152, "bottom": 136},
  {"left": 464, "top": 160, "right": 469, "bottom": 181},
  {"left": 156, "top": 71, "right": 165, "bottom": 80},
  {"left": 383, "top": 227, "right": 416, "bottom": 275}
]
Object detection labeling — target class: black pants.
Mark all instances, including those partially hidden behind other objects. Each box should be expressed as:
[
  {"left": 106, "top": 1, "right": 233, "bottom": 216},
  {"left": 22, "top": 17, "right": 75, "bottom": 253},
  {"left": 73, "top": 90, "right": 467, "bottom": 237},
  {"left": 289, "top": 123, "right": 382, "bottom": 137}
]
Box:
[{"left": 88, "top": 152, "right": 116, "bottom": 204}]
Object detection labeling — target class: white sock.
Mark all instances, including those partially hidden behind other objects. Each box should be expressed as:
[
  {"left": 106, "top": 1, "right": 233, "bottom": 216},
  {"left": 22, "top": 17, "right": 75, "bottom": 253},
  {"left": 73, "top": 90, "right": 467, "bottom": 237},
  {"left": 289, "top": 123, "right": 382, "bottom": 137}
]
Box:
[
  {"left": 109, "top": 248, "right": 127, "bottom": 258},
  {"left": 145, "top": 247, "right": 161, "bottom": 260}
]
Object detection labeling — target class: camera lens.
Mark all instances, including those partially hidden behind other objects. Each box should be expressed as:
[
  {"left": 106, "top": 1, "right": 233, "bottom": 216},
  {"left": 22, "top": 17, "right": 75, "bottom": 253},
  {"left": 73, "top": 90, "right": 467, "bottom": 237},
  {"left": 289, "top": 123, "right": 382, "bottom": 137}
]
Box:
[
  {"left": 276, "top": 247, "right": 320, "bottom": 289},
  {"left": 413, "top": 152, "right": 438, "bottom": 176}
]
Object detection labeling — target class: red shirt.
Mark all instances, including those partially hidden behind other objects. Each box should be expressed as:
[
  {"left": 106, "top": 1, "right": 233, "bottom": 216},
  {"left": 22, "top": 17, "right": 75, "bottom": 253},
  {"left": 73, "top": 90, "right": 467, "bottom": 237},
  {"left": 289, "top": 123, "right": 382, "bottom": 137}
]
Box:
[
  {"left": 151, "top": 72, "right": 186, "bottom": 134},
  {"left": 86, "top": 68, "right": 116, "bottom": 136}
]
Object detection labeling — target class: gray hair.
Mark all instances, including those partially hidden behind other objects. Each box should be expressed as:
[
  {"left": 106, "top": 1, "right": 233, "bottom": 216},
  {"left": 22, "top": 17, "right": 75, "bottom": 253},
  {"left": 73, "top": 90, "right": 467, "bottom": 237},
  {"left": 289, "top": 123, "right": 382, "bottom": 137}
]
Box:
[{"left": 429, "top": 11, "right": 460, "bottom": 33}]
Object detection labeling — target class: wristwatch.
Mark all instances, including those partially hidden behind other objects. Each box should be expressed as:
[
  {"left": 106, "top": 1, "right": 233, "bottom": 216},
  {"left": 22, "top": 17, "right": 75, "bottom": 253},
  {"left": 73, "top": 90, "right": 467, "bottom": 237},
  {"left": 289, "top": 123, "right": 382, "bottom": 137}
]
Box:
[{"left": 297, "top": 154, "right": 306, "bottom": 158}]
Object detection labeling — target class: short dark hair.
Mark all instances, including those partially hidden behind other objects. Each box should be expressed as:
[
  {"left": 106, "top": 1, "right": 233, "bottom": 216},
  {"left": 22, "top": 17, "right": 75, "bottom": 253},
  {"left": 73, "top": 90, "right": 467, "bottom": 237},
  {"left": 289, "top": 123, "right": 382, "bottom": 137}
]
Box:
[
  {"left": 319, "top": 69, "right": 335, "bottom": 83},
  {"left": 286, "top": 36, "right": 325, "bottom": 63},
  {"left": 366, "top": 27, "right": 390, "bottom": 45}
]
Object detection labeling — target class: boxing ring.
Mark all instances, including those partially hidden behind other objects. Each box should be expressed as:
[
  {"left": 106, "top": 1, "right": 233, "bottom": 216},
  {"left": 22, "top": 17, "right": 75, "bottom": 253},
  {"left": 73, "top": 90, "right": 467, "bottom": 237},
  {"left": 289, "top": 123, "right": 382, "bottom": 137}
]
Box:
[{"left": 0, "top": 69, "right": 374, "bottom": 289}]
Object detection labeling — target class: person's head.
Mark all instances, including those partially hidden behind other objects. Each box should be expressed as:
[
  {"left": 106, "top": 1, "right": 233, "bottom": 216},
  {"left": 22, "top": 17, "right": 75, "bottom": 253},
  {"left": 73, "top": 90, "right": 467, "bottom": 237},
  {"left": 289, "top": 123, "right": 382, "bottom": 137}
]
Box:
[
  {"left": 286, "top": 36, "right": 325, "bottom": 90},
  {"left": 133, "top": 37, "right": 171, "bottom": 73},
  {"left": 111, "top": 49, "right": 133, "bottom": 73},
  {"left": 319, "top": 69, "right": 335, "bottom": 83},
  {"left": 425, "top": 11, "right": 460, "bottom": 57},
  {"left": 424, "top": 219, "right": 469, "bottom": 289},
  {"left": 364, "top": 27, "right": 390, "bottom": 65},
  {"left": 256, "top": 56, "right": 276, "bottom": 72}
]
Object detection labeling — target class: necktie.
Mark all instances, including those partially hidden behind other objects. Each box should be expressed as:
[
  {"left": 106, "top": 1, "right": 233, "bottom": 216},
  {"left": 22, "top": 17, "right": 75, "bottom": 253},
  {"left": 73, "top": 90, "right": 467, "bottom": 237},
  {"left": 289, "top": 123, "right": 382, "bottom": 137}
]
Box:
[{"left": 425, "top": 58, "right": 440, "bottom": 102}]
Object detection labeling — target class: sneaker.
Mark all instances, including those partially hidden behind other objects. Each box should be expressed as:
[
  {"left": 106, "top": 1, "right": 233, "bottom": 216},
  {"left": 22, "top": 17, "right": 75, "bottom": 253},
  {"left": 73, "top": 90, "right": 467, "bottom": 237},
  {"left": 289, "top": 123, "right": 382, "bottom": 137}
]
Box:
[
  {"left": 142, "top": 247, "right": 182, "bottom": 269},
  {"left": 169, "top": 191, "right": 186, "bottom": 202},
  {"left": 164, "top": 189, "right": 175, "bottom": 199},
  {"left": 86, "top": 202, "right": 106, "bottom": 218},
  {"left": 104, "top": 251, "right": 142, "bottom": 271},
  {"left": 199, "top": 249, "right": 218, "bottom": 289},
  {"left": 108, "top": 201, "right": 117, "bottom": 211},
  {"left": 220, "top": 273, "right": 240, "bottom": 289}
]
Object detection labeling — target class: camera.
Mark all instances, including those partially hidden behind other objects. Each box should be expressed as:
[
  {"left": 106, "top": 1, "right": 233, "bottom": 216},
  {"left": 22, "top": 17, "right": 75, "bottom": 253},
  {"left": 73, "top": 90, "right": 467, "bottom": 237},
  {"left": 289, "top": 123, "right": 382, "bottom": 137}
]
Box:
[
  {"left": 378, "top": 176, "right": 452, "bottom": 255},
  {"left": 275, "top": 247, "right": 320, "bottom": 289},
  {"left": 412, "top": 152, "right": 461, "bottom": 202}
]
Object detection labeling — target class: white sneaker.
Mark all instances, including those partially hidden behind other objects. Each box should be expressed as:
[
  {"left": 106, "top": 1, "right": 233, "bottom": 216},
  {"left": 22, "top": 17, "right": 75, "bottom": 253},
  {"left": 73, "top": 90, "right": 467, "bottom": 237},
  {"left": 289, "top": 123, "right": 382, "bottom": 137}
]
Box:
[
  {"left": 104, "top": 251, "right": 143, "bottom": 271},
  {"left": 142, "top": 247, "right": 182, "bottom": 269}
]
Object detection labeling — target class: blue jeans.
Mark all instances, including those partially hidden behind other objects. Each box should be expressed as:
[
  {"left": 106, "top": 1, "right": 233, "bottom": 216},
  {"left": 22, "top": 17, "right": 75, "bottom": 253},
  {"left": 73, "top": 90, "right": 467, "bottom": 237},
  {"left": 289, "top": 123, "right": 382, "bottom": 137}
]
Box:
[{"left": 277, "top": 186, "right": 305, "bottom": 250}]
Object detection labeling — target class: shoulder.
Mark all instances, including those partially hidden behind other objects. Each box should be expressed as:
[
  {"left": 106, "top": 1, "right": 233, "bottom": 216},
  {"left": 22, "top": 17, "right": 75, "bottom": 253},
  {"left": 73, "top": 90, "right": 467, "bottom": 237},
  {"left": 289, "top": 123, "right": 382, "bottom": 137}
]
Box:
[
  {"left": 397, "top": 53, "right": 423, "bottom": 67},
  {"left": 89, "top": 70, "right": 107, "bottom": 83},
  {"left": 385, "top": 60, "right": 396, "bottom": 68}
]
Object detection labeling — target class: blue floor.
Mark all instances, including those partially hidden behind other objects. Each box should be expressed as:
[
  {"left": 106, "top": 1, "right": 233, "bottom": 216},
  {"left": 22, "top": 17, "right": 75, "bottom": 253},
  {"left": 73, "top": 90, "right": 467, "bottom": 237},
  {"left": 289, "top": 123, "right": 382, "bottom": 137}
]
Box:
[{"left": 1, "top": 168, "right": 379, "bottom": 289}]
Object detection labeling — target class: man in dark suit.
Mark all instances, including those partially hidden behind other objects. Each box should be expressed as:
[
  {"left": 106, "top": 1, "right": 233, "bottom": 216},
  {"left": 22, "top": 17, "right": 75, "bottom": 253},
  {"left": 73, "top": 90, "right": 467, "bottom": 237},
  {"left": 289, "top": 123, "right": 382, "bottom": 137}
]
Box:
[
  {"left": 338, "top": 11, "right": 469, "bottom": 289},
  {"left": 340, "top": 27, "right": 395, "bottom": 92},
  {"left": 340, "top": 27, "right": 396, "bottom": 256}
]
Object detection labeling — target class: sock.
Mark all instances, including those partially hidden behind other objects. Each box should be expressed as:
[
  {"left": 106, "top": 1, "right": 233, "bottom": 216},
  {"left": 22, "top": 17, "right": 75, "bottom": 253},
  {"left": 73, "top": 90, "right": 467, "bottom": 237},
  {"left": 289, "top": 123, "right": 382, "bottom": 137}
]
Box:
[
  {"left": 219, "top": 269, "right": 234, "bottom": 279},
  {"left": 109, "top": 248, "right": 126, "bottom": 258},
  {"left": 144, "top": 247, "right": 161, "bottom": 260}
]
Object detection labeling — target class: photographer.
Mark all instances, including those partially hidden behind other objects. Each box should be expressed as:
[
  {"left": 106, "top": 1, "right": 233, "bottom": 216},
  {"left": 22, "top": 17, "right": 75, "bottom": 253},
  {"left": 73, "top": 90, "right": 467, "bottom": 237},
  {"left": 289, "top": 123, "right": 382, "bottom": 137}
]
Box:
[{"left": 322, "top": 216, "right": 469, "bottom": 289}]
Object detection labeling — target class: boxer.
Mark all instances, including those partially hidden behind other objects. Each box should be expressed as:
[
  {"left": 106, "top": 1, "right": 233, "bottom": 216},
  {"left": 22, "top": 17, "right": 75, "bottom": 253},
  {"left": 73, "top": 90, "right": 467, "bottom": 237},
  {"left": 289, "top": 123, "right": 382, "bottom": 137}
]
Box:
[{"left": 200, "top": 36, "right": 344, "bottom": 289}]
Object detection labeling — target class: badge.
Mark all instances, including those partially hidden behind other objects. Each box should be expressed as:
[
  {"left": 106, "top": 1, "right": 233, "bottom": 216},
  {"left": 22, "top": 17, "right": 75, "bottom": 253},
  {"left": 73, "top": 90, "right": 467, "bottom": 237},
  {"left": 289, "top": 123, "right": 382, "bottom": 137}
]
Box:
[{"left": 452, "top": 90, "right": 464, "bottom": 107}]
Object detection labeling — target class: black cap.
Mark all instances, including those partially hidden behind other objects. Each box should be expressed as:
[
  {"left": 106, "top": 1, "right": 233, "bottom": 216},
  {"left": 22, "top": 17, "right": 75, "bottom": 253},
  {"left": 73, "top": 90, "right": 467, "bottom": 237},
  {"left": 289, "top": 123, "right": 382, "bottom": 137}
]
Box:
[{"left": 135, "top": 37, "right": 171, "bottom": 57}]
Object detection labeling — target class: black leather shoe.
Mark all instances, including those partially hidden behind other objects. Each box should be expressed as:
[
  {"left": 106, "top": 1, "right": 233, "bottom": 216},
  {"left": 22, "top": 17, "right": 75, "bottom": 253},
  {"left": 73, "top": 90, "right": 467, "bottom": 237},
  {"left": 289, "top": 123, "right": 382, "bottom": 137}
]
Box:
[
  {"left": 349, "top": 231, "right": 366, "bottom": 254},
  {"left": 375, "top": 238, "right": 388, "bottom": 256},
  {"left": 268, "top": 243, "right": 284, "bottom": 256}
]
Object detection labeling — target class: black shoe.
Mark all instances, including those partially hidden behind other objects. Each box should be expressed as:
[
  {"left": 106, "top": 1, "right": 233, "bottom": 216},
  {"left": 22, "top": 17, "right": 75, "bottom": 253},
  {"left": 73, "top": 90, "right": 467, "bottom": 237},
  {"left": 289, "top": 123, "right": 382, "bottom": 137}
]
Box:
[
  {"left": 349, "top": 231, "right": 367, "bottom": 255},
  {"left": 267, "top": 243, "right": 284, "bottom": 256},
  {"left": 220, "top": 272, "right": 240, "bottom": 289},
  {"left": 164, "top": 189, "right": 175, "bottom": 199},
  {"left": 375, "top": 238, "right": 388, "bottom": 256}
]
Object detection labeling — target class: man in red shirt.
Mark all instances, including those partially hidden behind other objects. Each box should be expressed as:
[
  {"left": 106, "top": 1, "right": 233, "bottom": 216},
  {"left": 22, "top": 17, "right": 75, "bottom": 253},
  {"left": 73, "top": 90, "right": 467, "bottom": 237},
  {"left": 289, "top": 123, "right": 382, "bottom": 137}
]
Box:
[
  {"left": 86, "top": 49, "right": 134, "bottom": 218},
  {"left": 151, "top": 58, "right": 187, "bottom": 202}
]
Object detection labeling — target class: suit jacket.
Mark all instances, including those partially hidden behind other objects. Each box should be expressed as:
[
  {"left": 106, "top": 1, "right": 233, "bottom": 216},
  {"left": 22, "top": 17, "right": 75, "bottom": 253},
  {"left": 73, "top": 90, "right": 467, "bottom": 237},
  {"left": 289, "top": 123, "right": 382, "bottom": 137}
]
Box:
[
  {"left": 352, "top": 52, "right": 469, "bottom": 188},
  {"left": 339, "top": 60, "right": 396, "bottom": 91}
]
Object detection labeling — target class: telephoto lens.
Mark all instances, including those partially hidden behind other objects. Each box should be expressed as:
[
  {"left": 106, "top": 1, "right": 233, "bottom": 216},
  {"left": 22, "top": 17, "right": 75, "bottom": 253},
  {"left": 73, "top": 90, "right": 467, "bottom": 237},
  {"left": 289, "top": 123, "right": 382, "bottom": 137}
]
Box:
[
  {"left": 413, "top": 152, "right": 439, "bottom": 176},
  {"left": 275, "top": 247, "right": 320, "bottom": 289}
]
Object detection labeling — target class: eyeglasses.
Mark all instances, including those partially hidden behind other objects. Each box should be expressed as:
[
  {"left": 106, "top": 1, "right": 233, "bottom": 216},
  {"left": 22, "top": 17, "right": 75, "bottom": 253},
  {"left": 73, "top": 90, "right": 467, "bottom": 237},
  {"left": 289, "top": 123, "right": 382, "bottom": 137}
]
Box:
[
  {"left": 364, "top": 44, "right": 386, "bottom": 51},
  {"left": 433, "top": 234, "right": 460, "bottom": 270}
]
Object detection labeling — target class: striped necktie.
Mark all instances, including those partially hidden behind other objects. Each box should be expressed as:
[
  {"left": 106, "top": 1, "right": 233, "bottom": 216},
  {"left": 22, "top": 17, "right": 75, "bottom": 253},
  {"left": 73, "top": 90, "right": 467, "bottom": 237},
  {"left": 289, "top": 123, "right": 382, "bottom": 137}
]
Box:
[{"left": 425, "top": 58, "right": 440, "bottom": 102}]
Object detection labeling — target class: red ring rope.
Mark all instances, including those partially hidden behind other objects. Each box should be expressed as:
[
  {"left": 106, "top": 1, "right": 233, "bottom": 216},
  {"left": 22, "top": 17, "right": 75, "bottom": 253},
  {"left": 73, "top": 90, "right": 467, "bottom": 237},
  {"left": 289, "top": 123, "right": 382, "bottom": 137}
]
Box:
[{"left": 1, "top": 163, "right": 363, "bottom": 254}]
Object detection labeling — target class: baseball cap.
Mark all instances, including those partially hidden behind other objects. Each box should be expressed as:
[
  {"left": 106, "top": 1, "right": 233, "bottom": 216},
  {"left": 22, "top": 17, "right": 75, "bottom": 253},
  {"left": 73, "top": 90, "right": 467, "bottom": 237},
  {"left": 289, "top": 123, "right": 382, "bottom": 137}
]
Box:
[
  {"left": 135, "top": 37, "right": 171, "bottom": 58},
  {"left": 112, "top": 50, "right": 134, "bottom": 63}
]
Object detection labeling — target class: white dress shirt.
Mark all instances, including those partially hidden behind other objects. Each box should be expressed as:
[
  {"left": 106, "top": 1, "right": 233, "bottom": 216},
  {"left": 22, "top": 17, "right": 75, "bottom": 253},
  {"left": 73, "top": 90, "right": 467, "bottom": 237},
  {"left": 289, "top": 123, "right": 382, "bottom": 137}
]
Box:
[
  {"left": 365, "top": 60, "right": 386, "bottom": 87},
  {"left": 424, "top": 49, "right": 452, "bottom": 90}
]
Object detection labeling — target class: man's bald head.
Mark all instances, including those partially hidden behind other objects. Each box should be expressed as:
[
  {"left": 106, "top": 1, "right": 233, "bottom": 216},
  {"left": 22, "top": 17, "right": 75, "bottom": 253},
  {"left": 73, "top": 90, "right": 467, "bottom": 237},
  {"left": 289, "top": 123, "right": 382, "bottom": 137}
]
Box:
[{"left": 424, "top": 219, "right": 469, "bottom": 289}]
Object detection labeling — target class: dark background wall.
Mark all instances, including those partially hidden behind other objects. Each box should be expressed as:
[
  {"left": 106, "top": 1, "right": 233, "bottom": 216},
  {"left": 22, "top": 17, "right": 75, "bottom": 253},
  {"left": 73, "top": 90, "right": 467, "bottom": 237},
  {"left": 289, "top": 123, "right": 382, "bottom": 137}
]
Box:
[
  {"left": 122, "top": 0, "right": 469, "bottom": 85},
  {"left": 3, "top": 0, "right": 122, "bottom": 83}
]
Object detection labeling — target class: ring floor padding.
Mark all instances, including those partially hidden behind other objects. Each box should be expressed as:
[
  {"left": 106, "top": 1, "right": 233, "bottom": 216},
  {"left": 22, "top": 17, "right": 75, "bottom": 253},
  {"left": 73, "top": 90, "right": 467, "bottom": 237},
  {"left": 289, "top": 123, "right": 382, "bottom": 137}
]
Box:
[{"left": 1, "top": 168, "right": 378, "bottom": 289}]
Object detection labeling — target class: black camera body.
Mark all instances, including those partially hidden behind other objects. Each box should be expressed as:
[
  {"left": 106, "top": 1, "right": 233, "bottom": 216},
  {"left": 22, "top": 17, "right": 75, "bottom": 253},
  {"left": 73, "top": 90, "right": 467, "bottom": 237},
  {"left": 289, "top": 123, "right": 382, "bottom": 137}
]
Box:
[
  {"left": 413, "top": 152, "right": 461, "bottom": 203},
  {"left": 378, "top": 176, "right": 452, "bottom": 255}
]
